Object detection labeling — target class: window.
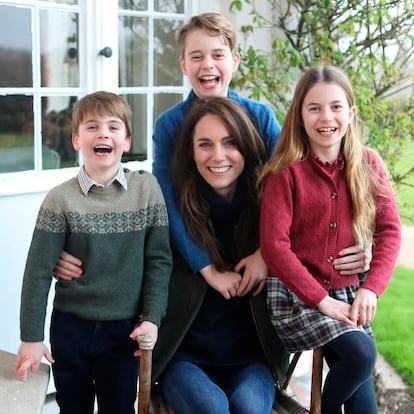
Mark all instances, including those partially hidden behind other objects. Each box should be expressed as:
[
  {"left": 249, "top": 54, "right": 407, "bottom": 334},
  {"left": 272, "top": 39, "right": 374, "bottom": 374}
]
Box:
[
  {"left": 0, "top": 0, "right": 198, "bottom": 180},
  {"left": 0, "top": 2, "right": 81, "bottom": 173}
]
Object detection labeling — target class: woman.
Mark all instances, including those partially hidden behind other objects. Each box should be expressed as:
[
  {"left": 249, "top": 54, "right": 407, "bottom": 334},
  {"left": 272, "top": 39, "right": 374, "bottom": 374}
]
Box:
[{"left": 152, "top": 97, "right": 283, "bottom": 414}]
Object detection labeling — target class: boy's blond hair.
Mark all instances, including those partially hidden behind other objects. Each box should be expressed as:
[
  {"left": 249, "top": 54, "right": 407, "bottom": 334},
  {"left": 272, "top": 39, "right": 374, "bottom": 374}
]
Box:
[
  {"left": 72, "top": 91, "right": 132, "bottom": 137},
  {"left": 177, "top": 13, "right": 238, "bottom": 56}
]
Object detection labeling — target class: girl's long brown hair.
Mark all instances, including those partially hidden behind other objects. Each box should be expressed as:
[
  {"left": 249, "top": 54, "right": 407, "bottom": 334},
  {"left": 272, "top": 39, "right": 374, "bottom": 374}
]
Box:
[
  {"left": 173, "top": 97, "right": 267, "bottom": 270},
  {"left": 258, "top": 66, "right": 380, "bottom": 249}
]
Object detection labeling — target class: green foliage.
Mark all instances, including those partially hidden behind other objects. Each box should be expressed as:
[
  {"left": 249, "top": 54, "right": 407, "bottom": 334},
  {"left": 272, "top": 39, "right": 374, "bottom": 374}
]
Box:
[
  {"left": 229, "top": 0, "right": 414, "bottom": 222},
  {"left": 373, "top": 266, "right": 414, "bottom": 391}
]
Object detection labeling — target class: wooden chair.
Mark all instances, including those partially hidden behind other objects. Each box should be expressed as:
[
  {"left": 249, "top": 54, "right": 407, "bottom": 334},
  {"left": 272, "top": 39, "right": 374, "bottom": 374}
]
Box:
[
  {"left": 136, "top": 335, "right": 324, "bottom": 414},
  {"left": 137, "top": 334, "right": 155, "bottom": 414},
  {"left": 282, "top": 348, "right": 324, "bottom": 414}
]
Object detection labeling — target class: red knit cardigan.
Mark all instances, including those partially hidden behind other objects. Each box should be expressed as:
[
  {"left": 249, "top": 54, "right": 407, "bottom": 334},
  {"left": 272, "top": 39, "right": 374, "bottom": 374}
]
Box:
[{"left": 260, "top": 149, "right": 401, "bottom": 308}]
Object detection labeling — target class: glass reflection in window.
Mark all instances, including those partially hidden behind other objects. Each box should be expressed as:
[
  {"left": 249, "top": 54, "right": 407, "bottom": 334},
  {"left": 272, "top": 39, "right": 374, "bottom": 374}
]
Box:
[
  {"left": 41, "top": 96, "right": 78, "bottom": 169},
  {"left": 122, "top": 94, "right": 147, "bottom": 162},
  {"left": 154, "top": 19, "right": 182, "bottom": 86},
  {"left": 40, "top": 10, "right": 79, "bottom": 88},
  {"left": 119, "top": 0, "right": 147, "bottom": 11},
  {"left": 119, "top": 16, "right": 148, "bottom": 87},
  {"left": 154, "top": 0, "right": 184, "bottom": 13},
  {"left": 0, "top": 5, "right": 32, "bottom": 87},
  {"left": 0, "top": 96, "right": 34, "bottom": 173}
]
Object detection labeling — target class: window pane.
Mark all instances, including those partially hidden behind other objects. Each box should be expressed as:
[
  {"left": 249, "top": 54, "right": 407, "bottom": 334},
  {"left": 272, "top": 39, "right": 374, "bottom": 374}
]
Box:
[
  {"left": 42, "top": 96, "right": 78, "bottom": 169},
  {"left": 118, "top": 0, "right": 147, "bottom": 11},
  {"left": 154, "top": 0, "right": 184, "bottom": 13},
  {"left": 122, "top": 94, "right": 147, "bottom": 161},
  {"left": 0, "top": 96, "right": 34, "bottom": 173},
  {"left": 40, "top": 10, "right": 79, "bottom": 87},
  {"left": 154, "top": 19, "right": 182, "bottom": 86},
  {"left": 153, "top": 93, "right": 182, "bottom": 122},
  {"left": 42, "top": 0, "right": 78, "bottom": 4},
  {"left": 0, "top": 5, "right": 32, "bottom": 87},
  {"left": 119, "top": 17, "right": 148, "bottom": 87}
]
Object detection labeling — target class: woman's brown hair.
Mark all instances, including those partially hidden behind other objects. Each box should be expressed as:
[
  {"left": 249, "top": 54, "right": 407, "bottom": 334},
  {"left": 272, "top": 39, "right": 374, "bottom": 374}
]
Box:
[{"left": 173, "top": 97, "right": 266, "bottom": 270}]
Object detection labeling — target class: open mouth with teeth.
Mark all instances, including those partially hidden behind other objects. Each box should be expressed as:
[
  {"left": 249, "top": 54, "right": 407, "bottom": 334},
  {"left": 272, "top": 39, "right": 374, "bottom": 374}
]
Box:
[
  {"left": 208, "top": 166, "right": 231, "bottom": 173},
  {"left": 94, "top": 145, "right": 113, "bottom": 154},
  {"left": 317, "top": 127, "right": 337, "bottom": 133},
  {"left": 199, "top": 75, "right": 220, "bottom": 85}
]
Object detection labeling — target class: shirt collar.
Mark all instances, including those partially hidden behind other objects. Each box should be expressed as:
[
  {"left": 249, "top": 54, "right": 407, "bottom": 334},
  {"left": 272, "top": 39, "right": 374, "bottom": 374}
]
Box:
[{"left": 78, "top": 166, "right": 128, "bottom": 196}]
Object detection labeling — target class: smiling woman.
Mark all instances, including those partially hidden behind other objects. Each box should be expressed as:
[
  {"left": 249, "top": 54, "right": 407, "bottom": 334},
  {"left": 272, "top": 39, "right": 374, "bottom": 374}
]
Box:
[{"left": 192, "top": 113, "right": 245, "bottom": 202}]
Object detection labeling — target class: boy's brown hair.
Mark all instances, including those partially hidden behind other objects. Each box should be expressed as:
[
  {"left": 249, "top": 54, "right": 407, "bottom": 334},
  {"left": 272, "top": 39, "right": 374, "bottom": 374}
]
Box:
[
  {"left": 177, "top": 13, "right": 238, "bottom": 56},
  {"left": 72, "top": 91, "right": 132, "bottom": 137}
]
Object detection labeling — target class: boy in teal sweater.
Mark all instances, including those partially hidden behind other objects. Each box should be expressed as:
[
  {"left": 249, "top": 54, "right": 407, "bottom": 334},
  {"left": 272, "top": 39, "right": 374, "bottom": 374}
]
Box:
[{"left": 15, "top": 91, "right": 172, "bottom": 414}]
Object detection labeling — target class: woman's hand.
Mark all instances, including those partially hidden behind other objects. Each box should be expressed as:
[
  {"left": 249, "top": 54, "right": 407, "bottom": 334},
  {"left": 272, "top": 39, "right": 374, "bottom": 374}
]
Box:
[
  {"left": 53, "top": 251, "right": 83, "bottom": 281},
  {"left": 333, "top": 244, "right": 372, "bottom": 275},
  {"left": 234, "top": 249, "right": 268, "bottom": 297},
  {"left": 200, "top": 265, "right": 242, "bottom": 300}
]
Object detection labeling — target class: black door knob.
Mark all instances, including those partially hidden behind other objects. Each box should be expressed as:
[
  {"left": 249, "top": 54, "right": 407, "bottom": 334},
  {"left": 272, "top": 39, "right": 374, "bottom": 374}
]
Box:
[{"left": 99, "top": 47, "right": 112, "bottom": 58}]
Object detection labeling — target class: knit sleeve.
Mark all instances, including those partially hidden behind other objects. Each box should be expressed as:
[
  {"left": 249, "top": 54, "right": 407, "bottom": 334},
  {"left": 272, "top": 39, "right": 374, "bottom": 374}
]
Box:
[
  {"left": 360, "top": 148, "right": 401, "bottom": 296},
  {"left": 139, "top": 174, "right": 173, "bottom": 326},
  {"left": 20, "top": 190, "right": 67, "bottom": 342},
  {"left": 152, "top": 102, "right": 211, "bottom": 274}
]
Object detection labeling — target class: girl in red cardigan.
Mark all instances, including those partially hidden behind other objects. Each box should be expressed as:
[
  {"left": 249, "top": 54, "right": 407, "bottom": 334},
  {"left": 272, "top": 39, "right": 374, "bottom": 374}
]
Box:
[{"left": 259, "top": 66, "right": 401, "bottom": 414}]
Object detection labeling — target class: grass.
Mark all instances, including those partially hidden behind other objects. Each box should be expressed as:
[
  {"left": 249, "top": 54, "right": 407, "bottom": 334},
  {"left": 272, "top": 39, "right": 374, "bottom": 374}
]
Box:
[
  {"left": 373, "top": 266, "right": 414, "bottom": 392},
  {"left": 394, "top": 140, "right": 414, "bottom": 225}
]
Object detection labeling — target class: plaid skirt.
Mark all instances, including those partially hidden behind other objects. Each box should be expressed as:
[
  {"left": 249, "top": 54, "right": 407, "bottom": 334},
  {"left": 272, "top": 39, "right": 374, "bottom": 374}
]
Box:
[{"left": 266, "top": 277, "right": 373, "bottom": 353}]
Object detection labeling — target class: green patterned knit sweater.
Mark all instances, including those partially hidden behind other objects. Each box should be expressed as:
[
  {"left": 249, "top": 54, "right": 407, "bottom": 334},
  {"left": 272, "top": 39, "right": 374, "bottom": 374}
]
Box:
[{"left": 20, "top": 169, "right": 172, "bottom": 342}]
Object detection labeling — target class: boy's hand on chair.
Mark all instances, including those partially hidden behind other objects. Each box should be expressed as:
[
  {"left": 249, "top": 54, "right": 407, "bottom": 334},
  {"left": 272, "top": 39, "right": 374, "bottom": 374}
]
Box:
[
  {"left": 130, "top": 321, "right": 158, "bottom": 356},
  {"left": 15, "top": 342, "right": 54, "bottom": 382}
]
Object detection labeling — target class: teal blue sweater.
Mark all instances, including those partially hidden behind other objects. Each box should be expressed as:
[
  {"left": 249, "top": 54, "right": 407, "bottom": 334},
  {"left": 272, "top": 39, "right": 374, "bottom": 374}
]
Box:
[{"left": 20, "top": 169, "right": 172, "bottom": 342}]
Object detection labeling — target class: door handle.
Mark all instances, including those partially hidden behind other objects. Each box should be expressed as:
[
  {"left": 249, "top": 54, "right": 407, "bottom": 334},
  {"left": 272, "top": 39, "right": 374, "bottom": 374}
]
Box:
[{"left": 99, "top": 47, "right": 112, "bottom": 58}]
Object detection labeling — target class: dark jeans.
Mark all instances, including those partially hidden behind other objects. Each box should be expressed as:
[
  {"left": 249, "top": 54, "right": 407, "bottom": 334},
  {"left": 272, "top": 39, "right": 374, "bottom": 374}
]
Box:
[
  {"left": 50, "top": 310, "right": 139, "bottom": 414},
  {"left": 160, "top": 361, "right": 275, "bottom": 414},
  {"left": 322, "top": 330, "right": 378, "bottom": 414}
]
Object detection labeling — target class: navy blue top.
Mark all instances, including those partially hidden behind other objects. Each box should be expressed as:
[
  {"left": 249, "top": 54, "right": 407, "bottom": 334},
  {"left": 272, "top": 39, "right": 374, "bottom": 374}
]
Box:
[{"left": 171, "top": 180, "right": 265, "bottom": 366}]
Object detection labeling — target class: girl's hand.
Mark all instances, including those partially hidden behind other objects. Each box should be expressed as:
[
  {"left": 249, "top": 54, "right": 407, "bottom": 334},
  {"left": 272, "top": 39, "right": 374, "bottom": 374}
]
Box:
[
  {"left": 53, "top": 250, "right": 83, "bottom": 281},
  {"left": 15, "top": 342, "right": 54, "bottom": 382},
  {"left": 234, "top": 249, "right": 268, "bottom": 297},
  {"left": 351, "top": 288, "right": 377, "bottom": 326},
  {"left": 333, "top": 244, "right": 372, "bottom": 275},
  {"left": 200, "top": 265, "right": 242, "bottom": 299},
  {"left": 317, "top": 295, "right": 357, "bottom": 327}
]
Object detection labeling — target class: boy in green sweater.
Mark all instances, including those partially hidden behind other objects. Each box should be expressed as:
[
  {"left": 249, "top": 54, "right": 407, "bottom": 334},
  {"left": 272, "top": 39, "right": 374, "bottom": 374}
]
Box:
[{"left": 15, "top": 91, "right": 172, "bottom": 414}]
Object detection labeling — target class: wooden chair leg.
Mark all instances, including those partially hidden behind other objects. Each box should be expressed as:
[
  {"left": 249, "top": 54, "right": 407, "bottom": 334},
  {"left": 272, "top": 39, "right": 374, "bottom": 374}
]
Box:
[
  {"left": 137, "top": 333, "right": 154, "bottom": 414},
  {"left": 282, "top": 352, "right": 302, "bottom": 390},
  {"left": 310, "top": 347, "right": 323, "bottom": 414}
]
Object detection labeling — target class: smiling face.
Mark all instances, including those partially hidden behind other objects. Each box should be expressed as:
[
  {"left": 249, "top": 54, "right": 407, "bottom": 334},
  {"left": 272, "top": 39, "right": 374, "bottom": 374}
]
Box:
[
  {"left": 192, "top": 114, "right": 244, "bottom": 201},
  {"left": 302, "top": 82, "right": 356, "bottom": 162},
  {"left": 72, "top": 113, "right": 131, "bottom": 183},
  {"left": 180, "top": 29, "right": 240, "bottom": 99}
]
